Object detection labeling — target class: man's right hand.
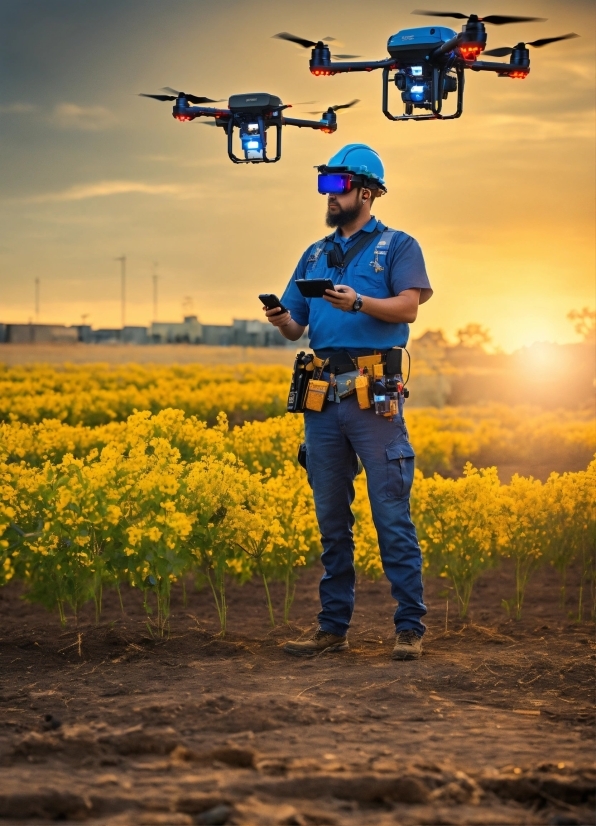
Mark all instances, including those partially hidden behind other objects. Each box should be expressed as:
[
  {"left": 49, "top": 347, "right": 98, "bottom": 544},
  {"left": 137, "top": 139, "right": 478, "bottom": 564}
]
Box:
[
  {"left": 262, "top": 306, "right": 306, "bottom": 342},
  {"left": 263, "top": 306, "right": 291, "bottom": 328}
]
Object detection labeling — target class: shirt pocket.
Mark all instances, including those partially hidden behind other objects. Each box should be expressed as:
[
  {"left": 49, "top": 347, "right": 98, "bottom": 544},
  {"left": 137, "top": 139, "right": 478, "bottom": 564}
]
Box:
[
  {"left": 351, "top": 264, "right": 391, "bottom": 299},
  {"left": 386, "top": 439, "right": 416, "bottom": 499}
]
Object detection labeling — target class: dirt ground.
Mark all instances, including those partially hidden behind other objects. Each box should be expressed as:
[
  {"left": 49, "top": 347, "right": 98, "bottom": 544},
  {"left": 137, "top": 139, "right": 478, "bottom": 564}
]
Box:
[{"left": 0, "top": 562, "right": 594, "bottom": 826}]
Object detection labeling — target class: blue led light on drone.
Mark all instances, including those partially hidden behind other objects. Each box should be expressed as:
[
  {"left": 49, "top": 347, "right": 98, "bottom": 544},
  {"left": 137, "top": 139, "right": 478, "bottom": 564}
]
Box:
[
  {"left": 411, "top": 66, "right": 423, "bottom": 76},
  {"left": 410, "top": 85, "right": 425, "bottom": 93}
]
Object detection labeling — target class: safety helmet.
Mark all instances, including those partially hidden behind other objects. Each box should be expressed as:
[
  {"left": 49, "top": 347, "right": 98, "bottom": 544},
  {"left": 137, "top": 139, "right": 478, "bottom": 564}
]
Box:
[{"left": 318, "top": 143, "right": 386, "bottom": 191}]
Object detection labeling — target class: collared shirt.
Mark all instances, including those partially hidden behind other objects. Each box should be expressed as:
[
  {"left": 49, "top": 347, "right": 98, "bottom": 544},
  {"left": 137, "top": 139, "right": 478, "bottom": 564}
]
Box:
[{"left": 280, "top": 216, "right": 432, "bottom": 351}]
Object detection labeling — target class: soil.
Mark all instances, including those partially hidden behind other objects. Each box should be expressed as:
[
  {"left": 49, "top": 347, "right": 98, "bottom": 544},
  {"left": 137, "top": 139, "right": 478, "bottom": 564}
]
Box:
[{"left": 0, "top": 561, "right": 594, "bottom": 826}]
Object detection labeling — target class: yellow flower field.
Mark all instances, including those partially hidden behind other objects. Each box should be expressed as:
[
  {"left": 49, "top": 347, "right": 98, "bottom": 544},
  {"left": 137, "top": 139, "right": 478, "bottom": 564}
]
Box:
[{"left": 0, "top": 363, "right": 594, "bottom": 633}]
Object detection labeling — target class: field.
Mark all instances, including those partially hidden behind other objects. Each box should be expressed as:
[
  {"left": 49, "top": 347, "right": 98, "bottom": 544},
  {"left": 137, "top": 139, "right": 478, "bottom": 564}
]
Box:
[{"left": 0, "top": 357, "right": 594, "bottom": 825}]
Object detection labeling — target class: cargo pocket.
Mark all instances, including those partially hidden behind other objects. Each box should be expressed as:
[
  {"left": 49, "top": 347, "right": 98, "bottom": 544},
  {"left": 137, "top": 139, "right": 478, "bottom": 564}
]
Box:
[{"left": 386, "top": 439, "right": 416, "bottom": 499}]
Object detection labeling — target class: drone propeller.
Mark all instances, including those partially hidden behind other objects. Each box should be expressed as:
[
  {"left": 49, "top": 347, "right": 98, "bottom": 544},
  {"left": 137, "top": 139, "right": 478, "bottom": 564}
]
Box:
[
  {"left": 272, "top": 31, "right": 359, "bottom": 57},
  {"left": 272, "top": 32, "right": 336, "bottom": 49},
  {"left": 139, "top": 93, "right": 178, "bottom": 102},
  {"left": 308, "top": 99, "right": 360, "bottom": 115},
  {"left": 484, "top": 32, "right": 579, "bottom": 57},
  {"left": 411, "top": 10, "right": 546, "bottom": 25},
  {"left": 160, "top": 87, "right": 222, "bottom": 104}
]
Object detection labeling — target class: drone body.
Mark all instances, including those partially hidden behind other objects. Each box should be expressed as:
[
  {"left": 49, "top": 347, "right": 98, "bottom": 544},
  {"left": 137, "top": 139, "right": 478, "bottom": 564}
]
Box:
[
  {"left": 139, "top": 89, "right": 355, "bottom": 163},
  {"left": 275, "top": 12, "right": 578, "bottom": 121}
]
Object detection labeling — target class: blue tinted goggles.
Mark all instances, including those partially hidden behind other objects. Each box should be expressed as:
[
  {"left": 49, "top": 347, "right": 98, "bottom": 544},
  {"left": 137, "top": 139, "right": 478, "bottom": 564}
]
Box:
[{"left": 318, "top": 173, "right": 359, "bottom": 195}]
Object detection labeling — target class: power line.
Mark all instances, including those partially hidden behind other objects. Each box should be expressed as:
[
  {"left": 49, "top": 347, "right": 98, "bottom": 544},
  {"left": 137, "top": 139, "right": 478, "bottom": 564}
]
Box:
[{"left": 115, "top": 255, "right": 126, "bottom": 328}]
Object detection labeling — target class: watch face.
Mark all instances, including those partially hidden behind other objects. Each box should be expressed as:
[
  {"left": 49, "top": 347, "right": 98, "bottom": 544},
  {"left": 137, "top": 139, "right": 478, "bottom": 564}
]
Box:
[{"left": 353, "top": 297, "right": 363, "bottom": 312}]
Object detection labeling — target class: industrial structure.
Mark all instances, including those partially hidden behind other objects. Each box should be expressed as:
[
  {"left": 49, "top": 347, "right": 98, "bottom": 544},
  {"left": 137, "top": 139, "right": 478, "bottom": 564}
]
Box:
[{"left": 0, "top": 316, "right": 307, "bottom": 348}]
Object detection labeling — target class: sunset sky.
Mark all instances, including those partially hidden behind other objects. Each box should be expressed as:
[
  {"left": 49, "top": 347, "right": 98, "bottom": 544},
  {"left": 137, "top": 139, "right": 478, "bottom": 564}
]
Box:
[{"left": 0, "top": 0, "right": 594, "bottom": 351}]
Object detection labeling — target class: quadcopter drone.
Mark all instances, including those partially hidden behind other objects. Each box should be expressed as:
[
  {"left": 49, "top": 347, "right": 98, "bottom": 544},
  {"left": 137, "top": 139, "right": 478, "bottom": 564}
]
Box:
[
  {"left": 139, "top": 88, "right": 358, "bottom": 163},
  {"left": 274, "top": 10, "right": 579, "bottom": 121}
]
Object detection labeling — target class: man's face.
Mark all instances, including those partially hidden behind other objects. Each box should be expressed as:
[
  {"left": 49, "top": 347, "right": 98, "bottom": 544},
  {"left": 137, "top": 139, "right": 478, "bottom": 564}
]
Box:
[{"left": 325, "top": 187, "right": 368, "bottom": 228}]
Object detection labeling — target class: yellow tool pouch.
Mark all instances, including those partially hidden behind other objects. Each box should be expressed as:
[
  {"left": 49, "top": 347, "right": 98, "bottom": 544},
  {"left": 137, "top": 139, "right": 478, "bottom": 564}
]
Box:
[
  {"left": 356, "top": 354, "right": 382, "bottom": 372},
  {"left": 355, "top": 374, "right": 372, "bottom": 409},
  {"left": 304, "top": 379, "right": 330, "bottom": 412}
]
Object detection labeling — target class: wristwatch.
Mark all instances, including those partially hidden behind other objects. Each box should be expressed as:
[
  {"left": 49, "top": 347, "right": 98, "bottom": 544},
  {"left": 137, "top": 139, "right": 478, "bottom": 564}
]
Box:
[{"left": 352, "top": 293, "right": 363, "bottom": 313}]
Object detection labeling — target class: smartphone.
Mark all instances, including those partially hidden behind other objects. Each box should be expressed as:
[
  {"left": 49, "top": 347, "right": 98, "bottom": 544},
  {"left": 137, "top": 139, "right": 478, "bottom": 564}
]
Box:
[
  {"left": 259, "top": 293, "right": 288, "bottom": 314},
  {"left": 295, "top": 278, "right": 336, "bottom": 298}
]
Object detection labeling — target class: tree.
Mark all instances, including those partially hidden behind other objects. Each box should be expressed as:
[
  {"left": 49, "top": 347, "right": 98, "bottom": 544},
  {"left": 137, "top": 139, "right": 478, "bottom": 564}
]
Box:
[
  {"left": 567, "top": 307, "right": 595, "bottom": 342},
  {"left": 455, "top": 323, "right": 492, "bottom": 351}
]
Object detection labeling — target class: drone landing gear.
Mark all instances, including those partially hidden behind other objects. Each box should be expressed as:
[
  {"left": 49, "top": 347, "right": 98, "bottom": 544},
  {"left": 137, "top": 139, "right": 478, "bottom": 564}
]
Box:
[{"left": 382, "top": 64, "right": 465, "bottom": 121}]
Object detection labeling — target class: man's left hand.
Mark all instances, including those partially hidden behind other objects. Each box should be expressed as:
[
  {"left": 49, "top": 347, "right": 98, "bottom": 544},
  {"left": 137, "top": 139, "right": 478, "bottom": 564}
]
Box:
[{"left": 323, "top": 285, "right": 358, "bottom": 312}]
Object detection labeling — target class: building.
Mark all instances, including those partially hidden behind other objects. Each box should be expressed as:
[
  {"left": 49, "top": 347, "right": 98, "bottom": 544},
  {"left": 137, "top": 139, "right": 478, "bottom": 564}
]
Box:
[
  {"left": 150, "top": 315, "right": 202, "bottom": 344},
  {"left": 3, "top": 324, "right": 78, "bottom": 344},
  {"left": 0, "top": 315, "right": 309, "bottom": 348}
]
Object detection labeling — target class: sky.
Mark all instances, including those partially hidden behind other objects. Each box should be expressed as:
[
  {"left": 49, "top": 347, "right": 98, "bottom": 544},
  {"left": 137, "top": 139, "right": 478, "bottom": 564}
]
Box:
[{"left": 0, "top": 0, "right": 594, "bottom": 351}]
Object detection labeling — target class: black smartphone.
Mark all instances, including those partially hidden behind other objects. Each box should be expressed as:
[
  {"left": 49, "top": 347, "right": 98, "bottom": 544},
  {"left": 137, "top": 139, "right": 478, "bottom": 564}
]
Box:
[
  {"left": 295, "top": 278, "right": 336, "bottom": 298},
  {"left": 259, "top": 293, "right": 288, "bottom": 314}
]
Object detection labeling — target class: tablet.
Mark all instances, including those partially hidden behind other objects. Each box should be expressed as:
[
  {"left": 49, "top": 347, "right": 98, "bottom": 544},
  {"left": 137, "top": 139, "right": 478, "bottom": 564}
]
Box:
[{"left": 295, "top": 278, "right": 336, "bottom": 298}]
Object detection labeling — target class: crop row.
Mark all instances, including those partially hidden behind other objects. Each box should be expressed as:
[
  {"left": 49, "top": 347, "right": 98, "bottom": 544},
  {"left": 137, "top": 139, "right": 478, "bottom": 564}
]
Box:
[{"left": 1, "top": 408, "right": 594, "bottom": 634}]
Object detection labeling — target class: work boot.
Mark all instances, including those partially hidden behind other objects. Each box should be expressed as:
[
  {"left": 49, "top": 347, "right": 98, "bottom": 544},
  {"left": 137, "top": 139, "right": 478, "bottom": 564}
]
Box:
[
  {"left": 284, "top": 628, "right": 348, "bottom": 657},
  {"left": 392, "top": 629, "right": 423, "bottom": 660}
]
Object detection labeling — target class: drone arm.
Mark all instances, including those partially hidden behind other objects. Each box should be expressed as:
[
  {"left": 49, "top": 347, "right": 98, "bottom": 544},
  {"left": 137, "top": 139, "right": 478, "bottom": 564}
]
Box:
[
  {"left": 310, "top": 53, "right": 396, "bottom": 75},
  {"left": 464, "top": 59, "right": 530, "bottom": 74},
  {"left": 173, "top": 104, "right": 231, "bottom": 120},
  {"left": 281, "top": 116, "right": 336, "bottom": 131}
]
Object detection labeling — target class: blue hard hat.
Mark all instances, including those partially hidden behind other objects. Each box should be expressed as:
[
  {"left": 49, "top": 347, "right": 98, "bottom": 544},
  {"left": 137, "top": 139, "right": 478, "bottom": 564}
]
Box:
[{"left": 323, "top": 143, "right": 386, "bottom": 188}]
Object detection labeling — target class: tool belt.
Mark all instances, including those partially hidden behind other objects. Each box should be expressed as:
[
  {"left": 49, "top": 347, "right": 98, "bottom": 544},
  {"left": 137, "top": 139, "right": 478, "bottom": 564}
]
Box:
[{"left": 287, "top": 348, "right": 405, "bottom": 416}]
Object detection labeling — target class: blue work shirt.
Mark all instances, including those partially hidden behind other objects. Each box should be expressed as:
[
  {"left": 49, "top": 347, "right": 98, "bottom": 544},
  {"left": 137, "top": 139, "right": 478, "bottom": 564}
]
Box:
[{"left": 280, "top": 217, "right": 432, "bottom": 351}]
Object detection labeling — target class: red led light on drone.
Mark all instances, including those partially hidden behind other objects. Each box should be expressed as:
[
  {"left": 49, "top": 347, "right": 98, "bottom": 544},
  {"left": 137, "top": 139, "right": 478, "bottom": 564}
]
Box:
[
  {"left": 311, "top": 69, "right": 336, "bottom": 77},
  {"left": 459, "top": 44, "right": 483, "bottom": 60},
  {"left": 175, "top": 114, "right": 193, "bottom": 121},
  {"left": 508, "top": 70, "right": 529, "bottom": 79}
]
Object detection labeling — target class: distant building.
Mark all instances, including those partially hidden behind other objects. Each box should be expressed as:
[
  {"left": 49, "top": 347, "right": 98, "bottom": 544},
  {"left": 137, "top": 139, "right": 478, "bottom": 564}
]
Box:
[
  {"left": 122, "top": 326, "right": 149, "bottom": 345},
  {"left": 4, "top": 324, "right": 78, "bottom": 344},
  {"left": 150, "top": 315, "right": 202, "bottom": 344},
  {"left": 91, "top": 328, "right": 122, "bottom": 344},
  {"left": 201, "top": 324, "right": 234, "bottom": 346},
  {"left": 0, "top": 315, "right": 309, "bottom": 348},
  {"left": 231, "top": 319, "right": 285, "bottom": 348}
]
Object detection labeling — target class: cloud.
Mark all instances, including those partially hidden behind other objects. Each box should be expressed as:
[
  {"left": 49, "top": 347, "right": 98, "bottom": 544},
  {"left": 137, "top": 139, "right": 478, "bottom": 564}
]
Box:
[
  {"left": 24, "top": 180, "right": 184, "bottom": 203},
  {"left": 51, "top": 103, "right": 117, "bottom": 131}
]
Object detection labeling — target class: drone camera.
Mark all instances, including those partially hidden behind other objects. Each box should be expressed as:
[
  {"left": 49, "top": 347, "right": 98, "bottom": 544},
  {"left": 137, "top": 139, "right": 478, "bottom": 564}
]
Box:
[{"left": 240, "top": 122, "right": 266, "bottom": 160}]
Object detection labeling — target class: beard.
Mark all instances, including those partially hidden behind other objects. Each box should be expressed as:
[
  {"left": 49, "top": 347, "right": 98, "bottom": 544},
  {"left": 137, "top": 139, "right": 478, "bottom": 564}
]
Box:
[{"left": 325, "top": 199, "right": 363, "bottom": 228}]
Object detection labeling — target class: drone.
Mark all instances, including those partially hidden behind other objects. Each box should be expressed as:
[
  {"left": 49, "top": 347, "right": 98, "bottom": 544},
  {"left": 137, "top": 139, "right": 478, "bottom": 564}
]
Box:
[
  {"left": 139, "top": 88, "right": 359, "bottom": 163},
  {"left": 274, "top": 10, "right": 579, "bottom": 121}
]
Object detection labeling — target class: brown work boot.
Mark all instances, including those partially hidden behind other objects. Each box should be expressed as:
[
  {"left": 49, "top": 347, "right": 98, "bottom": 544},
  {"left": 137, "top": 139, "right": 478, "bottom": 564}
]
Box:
[
  {"left": 284, "top": 628, "right": 348, "bottom": 657},
  {"left": 392, "top": 629, "right": 423, "bottom": 660}
]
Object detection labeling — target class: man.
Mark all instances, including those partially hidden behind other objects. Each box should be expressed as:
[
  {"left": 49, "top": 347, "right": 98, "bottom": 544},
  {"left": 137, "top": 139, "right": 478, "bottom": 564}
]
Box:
[{"left": 264, "top": 144, "right": 432, "bottom": 660}]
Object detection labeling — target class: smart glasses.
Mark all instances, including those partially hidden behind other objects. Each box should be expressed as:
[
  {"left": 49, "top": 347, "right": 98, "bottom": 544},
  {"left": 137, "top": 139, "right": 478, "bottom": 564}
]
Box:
[{"left": 317, "top": 173, "right": 358, "bottom": 195}]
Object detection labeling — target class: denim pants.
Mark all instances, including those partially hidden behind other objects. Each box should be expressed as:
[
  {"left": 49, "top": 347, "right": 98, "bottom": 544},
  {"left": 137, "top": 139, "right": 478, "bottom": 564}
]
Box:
[{"left": 304, "top": 393, "right": 426, "bottom": 637}]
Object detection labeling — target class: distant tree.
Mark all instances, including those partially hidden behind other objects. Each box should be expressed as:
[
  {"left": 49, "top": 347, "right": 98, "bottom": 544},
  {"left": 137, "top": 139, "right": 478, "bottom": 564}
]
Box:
[
  {"left": 455, "top": 323, "right": 492, "bottom": 350},
  {"left": 567, "top": 307, "right": 595, "bottom": 342},
  {"left": 414, "top": 329, "right": 449, "bottom": 348}
]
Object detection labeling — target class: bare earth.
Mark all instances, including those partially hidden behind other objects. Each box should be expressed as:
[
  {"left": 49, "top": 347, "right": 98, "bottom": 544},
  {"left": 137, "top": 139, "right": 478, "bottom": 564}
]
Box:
[{"left": 0, "top": 562, "right": 594, "bottom": 826}]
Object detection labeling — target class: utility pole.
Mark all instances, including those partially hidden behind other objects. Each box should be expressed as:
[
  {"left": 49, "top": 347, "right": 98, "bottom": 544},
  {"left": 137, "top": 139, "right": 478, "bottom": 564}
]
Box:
[
  {"left": 115, "top": 255, "right": 126, "bottom": 329},
  {"left": 34, "top": 278, "right": 40, "bottom": 323},
  {"left": 152, "top": 262, "right": 158, "bottom": 322}
]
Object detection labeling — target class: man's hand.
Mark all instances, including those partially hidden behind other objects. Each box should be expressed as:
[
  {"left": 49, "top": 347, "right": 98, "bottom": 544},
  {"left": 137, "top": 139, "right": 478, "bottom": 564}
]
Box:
[
  {"left": 263, "top": 305, "right": 292, "bottom": 328},
  {"left": 262, "top": 306, "right": 306, "bottom": 342},
  {"left": 323, "top": 285, "right": 357, "bottom": 312}
]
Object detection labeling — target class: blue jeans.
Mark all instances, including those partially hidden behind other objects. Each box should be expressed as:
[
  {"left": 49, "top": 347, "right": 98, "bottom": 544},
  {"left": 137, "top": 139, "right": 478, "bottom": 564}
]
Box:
[{"left": 304, "top": 393, "right": 426, "bottom": 637}]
